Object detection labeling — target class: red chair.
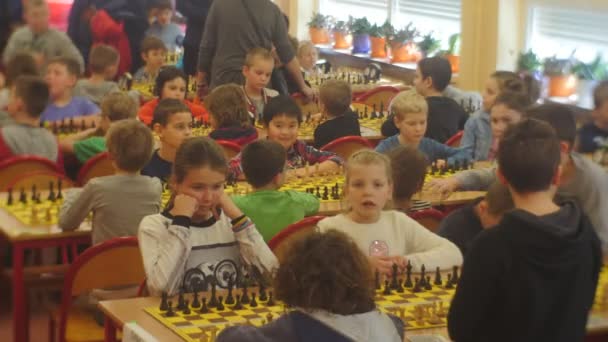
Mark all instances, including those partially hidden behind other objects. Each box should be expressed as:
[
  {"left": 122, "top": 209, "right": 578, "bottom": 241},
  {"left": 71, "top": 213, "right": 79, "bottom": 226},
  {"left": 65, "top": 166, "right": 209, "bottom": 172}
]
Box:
[
  {"left": 409, "top": 208, "right": 446, "bottom": 233},
  {"left": 48, "top": 236, "right": 145, "bottom": 342},
  {"left": 77, "top": 152, "right": 114, "bottom": 186},
  {"left": 216, "top": 140, "right": 242, "bottom": 159},
  {"left": 291, "top": 93, "right": 320, "bottom": 117},
  {"left": 445, "top": 130, "right": 464, "bottom": 147},
  {"left": 353, "top": 86, "right": 400, "bottom": 110},
  {"left": 268, "top": 216, "right": 325, "bottom": 262},
  {"left": 320, "top": 136, "right": 374, "bottom": 160},
  {"left": 0, "top": 155, "right": 63, "bottom": 190},
  {"left": 4, "top": 170, "right": 76, "bottom": 192}
]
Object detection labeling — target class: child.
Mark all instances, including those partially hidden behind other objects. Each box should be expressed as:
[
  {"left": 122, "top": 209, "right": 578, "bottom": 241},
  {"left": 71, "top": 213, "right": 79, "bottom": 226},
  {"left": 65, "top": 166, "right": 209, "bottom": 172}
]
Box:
[
  {"left": 242, "top": 48, "right": 279, "bottom": 121},
  {"left": 74, "top": 44, "right": 120, "bottom": 105},
  {"left": 375, "top": 90, "right": 470, "bottom": 165},
  {"left": 313, "top": 79, "right": 361, "bottom": 149},
  {"left": 577, "top": 80, "right": 608, "bottom": 153},
  {"left": 229, "top": 95, "right": 343, "bottom": 180},
  {"left": 438, "top": 182, "right": 513, "bottom": 255},
  {"left": 0, "top": 75, "right": 60, "bottom": 164},
  {"left": 206, "top": 84, "right": 258, "bottom": 146},
  {"left": 59, "top": 119, "right": 162, "bottom": 244},
  {"left": 137, "top": 66, "right": 208, "bottom": 125},
  {"left": 317, "top": 150, "right": 462, "bottom": 276},
  {"left": 448, "top": 119, "right": 601, "bottom": 342},
  {"left": 141, "top": 98, "right": 192, "bottom": 183},
  {"left": 0, "top": 52, "right": 38, "bottom": 111},
  {"left": 41, "top": 57, "right": 100, "bottom": 124},
  {"left": 381, "top": 57, "right": 468, "bottom": 142},
  {"left": 232, "top": 140, "right": 320, "bottom": 242},
  {"left": 387, "top": 145, "right": 432, "bottom": 213},
  {"left": 297, "top": 41, "right": 320, "bottom": 77},
  {"left": 59, "top": 92, "right": 138, "bottom": 164},
  {"left": 218, "top": 230, "right": 404, "bottom": 342},
  {"left": 133, "top": 36, "right": 167, "bottom": 83},
  {"left": 461, "top": 71, "right": 538, "bottom": 161},
  {"left": 145, "top": 0, "right": 184, "bottom": 52},
  {"left": 138, "top": 137, "right": 277, "bottom": 296}
]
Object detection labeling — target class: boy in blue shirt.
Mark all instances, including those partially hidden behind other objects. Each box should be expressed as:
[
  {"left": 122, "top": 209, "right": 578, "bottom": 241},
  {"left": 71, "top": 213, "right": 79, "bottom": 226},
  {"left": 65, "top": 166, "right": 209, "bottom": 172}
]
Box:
[
  {"left": 578, "top": 80, "right": 608, "bottom": 153},
  {"left": 146, "top": 0, "right": 184, "bottom": 52}
]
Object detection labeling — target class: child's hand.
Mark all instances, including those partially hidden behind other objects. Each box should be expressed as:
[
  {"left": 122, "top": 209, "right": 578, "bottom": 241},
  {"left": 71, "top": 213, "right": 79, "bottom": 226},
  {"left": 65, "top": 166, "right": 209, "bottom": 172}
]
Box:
[
  {"left": 427, "top": 177, "right": 460, "bottom": 198},
  {"left": 435, "top": 159, "right": 446, "bottom": 169},
  {"left": 171, "top": 194, "right": 198, "bottom": 218},
  {"left": 214, "top": 193, "right": 243, "bottom": 220},
  {"left": 369, "top": 256, "right": 395, "bottom": 276}
]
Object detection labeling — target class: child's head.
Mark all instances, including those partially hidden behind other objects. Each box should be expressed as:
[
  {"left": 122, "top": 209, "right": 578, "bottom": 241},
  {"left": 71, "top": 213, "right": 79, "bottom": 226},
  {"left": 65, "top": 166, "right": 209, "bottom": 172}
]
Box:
[
  {"left": 388, "top": 145, "right": 428, "bottom": 206},
  {"left": 483, "top": 71, "right": 540, "bottom": 112},
  {"left": 44, "top": 57, "right": 80, "bottom": 99},
  {"left": 5, "top": 53, "right": 38, "bottom": 88},
  {"left": 319, "top": 79, "right": 352, "bottom": 118},
  {"left": 242, "top": 48, "right": 275, "bottom": 92},
  {"left": 24, "top": 0, "right": 49, "bottom": 34},
  {"left": 172, "top": 137, "right": 228, "bottom": 218},
  {"left": 592, "top": 81, "right": 608, "bottom": 126},
  {"left": 345, "top": 150, "right": 393, "bottom": 222},
  {"left": 526, "top": 103, "right": 577, "bottom": 163},
  {"left": 88, "top": 44, "right": 120, "bottom": 79},
  {"left": 297, "top": 41, "right": 318, "bottom": 71},
  {"left": 390, "top": 90, "right": 429, "bottom": 144},
  {"left": 414, "top": 57, "right": 452, "bottom": 95},
  {"left": 497, "top": 119, "right": 561, "bottom": 194},
  {"left": 150, "top": 0, "right": 173, "bottom": 26},
  {"left": 205, "top": 84, "right": 250, "bottom": 129},
  {"left": 154, "top": 66, "right": 187, "bottom": 100},
  {"left": 241, "top": 140, "right": 286, "bottom": 189},
  {"left": 274, "top": 229, "right": 375, "bottom": 315},
  {"left": 476, "top": 182, "right": 514, "bottom": 229},
  {"left": 7, "top": 75, "right": 49, "bottom": 119},
  {"left": 99, "top": 92, "right": 138, "bottom": 132},
  {"left": 106, "top": 119, "right": 154, "bottom": 173},
  {"left": 140, "top": 36, "right": 167, "bottom": 72},
  {"left": 262, "top": 95, "right": 302, "bottom": 149},
  {"left": 490, "top": 91, "right": 531, "bottom": 142},
  {"left": 152, "top": 98, "right": 193, "bottom": 152}
]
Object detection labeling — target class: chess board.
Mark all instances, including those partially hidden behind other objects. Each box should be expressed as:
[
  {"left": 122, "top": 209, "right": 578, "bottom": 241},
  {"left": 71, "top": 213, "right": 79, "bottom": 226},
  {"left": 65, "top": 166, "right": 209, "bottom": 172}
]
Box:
[
  {"left": 593, "top": 266, "right": 608, "bottom": 312},
  {"left": 0, "top": 198, "right": 64, "bottom": 226}
]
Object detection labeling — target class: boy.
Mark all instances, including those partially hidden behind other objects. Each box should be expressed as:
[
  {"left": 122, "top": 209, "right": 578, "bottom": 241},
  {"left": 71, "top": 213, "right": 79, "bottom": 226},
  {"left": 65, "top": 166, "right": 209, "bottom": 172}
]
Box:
[
  {"left": 145, "top": 0, "right": 184, "bottom": 51},
  {"left": 141, "top": 98, "right": 192, "bottom": 183},
  {"left": 578, "top": 80, "right": 608, "bottom": 153},
  {"left": 2, "top": 0, "right": 84, "bottom": 72},
  {"left": 229, "top": 95, "right": 342, "bottom": 180},
  {"left": 382, "top": 57, "right": 468, "bottom": 142},
  {"left": 0, "top": 75, "right": 59, "bottom": 164},
  {"left": 313, "top": 79, "right": 361, "bottom": 148},
  {"left": 232, "top": 140, "right": 320, "bottom": 242},
  {"left": 448, "top": 119, "right": 602, "bottom": 342},
  {"left": 387, "top": 145, "right": 432, "bottom": 213},
  {"left": 375, "top": 90, "right": 470, "bottom": 165},
  {"left": 41, "top": 57, "right": 100, "bottom": 124},
  {"left": 0, "top": 52, "right": 38, "bottom": 111},
  {"left": 242, "top": 47, "right": 279, "bottom": 121},
  {"left": 74, "top": 44, "right": 121, "bottom": 105},
  {"left": 133, "top": 36, "right": 168, "bottom": 83},
  {"left": 438, "top": 181, "right": 513, "bottom": 255},
  {"left": 60, "top": 119, "right": 162, "bottom": 244},
  {"left": 60, "top": 92, "right": 138, "bottom": 164}
]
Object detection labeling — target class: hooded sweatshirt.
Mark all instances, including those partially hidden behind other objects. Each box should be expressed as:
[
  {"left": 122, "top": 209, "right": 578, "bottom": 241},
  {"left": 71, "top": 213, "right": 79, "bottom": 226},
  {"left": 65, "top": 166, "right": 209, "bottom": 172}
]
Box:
[{"left": 448, "top": 201, "right": 602, "bottom": 342}]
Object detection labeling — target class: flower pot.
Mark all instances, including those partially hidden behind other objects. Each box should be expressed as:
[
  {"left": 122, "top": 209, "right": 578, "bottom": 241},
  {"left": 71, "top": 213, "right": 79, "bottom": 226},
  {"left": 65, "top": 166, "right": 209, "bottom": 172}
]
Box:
[
  {"left": 309, "top": 27, "right": 330, "bottom": 45},
  {"left": 547, "top": 75, "right": 577, "bottom": 98},
  {"left": 352, "top": 34, "right": 371, "bottom": 54},
  {"left": 370, "top": 36, "right": 387, "bottom": 58},
  {"left": 446, "top": 54, "right": 460, "bottom": 73},
  {"left": 390, "top": 42, "right": 421, "bottom": 63},
  {"left": 333, "top": 31, "right": 352, "bottom": 49}
]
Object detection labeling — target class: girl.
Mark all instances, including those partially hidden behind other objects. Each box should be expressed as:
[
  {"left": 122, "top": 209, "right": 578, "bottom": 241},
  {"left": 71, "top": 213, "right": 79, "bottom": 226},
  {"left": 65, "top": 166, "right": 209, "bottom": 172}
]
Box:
[
  {"left": 139, "top": 137, "right": 277, "bottom": 296},
  {"left": 461, "top": 71, "right": 539, "bottom": 161},
  {"left": 137, "top": 66, "right": 208, "bottom": 125},
  {"left": 317, "top": 150, "right": 462, "bottom": 276},
  {"left": 206, "top": 84, "right": 258, "bottom": 146},
  {"left": 217, "top": 230, "right": 405, "bottom": 342}
]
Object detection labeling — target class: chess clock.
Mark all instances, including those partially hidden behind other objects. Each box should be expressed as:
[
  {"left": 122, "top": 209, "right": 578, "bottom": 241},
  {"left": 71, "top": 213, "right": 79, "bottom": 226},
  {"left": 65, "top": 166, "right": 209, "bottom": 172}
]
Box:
[{"left": 364, "top": 63, "right": 382, "bottom": 82}]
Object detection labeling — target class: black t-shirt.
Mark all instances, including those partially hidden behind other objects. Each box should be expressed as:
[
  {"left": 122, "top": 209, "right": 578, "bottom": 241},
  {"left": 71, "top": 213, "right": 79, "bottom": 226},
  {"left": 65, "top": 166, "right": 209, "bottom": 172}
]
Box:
[
  {"left": 577, "top": 122, "right": 608, "bottom": 153},
  {"left": 141, "top": 149, "right": 172, "bottom": 184},
  {"left": 313, "top": 110, "right": 361, "bottom": 148},
  {"left": 437, "top": 199, "right": 484, "bottom": 256}
]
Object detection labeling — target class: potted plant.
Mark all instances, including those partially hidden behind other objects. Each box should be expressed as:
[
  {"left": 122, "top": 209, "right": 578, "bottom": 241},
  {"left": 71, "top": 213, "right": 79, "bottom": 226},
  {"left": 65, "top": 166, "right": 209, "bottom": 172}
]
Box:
[
  {"left": 517, "top": 50, "right": 543, "bottom": 79},
  {"left": 544, "top": 54, "right": 577, "bottom": 97},
  {"left": 351, "top": 17, "right": 372, "bottom": 54},
  {"left": 444, "top": 33, "right": 460, "bottom": 73},
  {"left": 369, "top": 21, "right": 392, "bottom": 58},
  {"left": 417, "top": 33, "right": 441, "bottom": 58},
  {"left": 308, "top": 12, "right": 330, "bottom": 44},
  {"left": 573, "top": 54, "right": 608, "bottom": 107},
  {"left": 332, "top": 19, "right": 352, "bottom": 49},
  {"left": 388, "top": 23, "right": 420, "bottom": 63}
]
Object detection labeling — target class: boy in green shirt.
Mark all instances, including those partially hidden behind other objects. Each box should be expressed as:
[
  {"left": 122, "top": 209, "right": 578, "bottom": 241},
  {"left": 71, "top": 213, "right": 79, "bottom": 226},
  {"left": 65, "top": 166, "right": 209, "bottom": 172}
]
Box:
[{"left": 232, "top": 140, "right": 320, "bottom": 242}]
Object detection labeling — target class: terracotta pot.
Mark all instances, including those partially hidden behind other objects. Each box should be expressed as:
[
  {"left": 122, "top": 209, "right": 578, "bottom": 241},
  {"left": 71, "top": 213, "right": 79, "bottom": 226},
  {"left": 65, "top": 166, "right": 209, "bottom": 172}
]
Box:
[
  {"left": 446, "top": 54, "right": 460, "bottom": 73},
  {"left": 548, "top": 75, "right": 577, "bottom": 97},
  {"left": 309, "top": 27, "right": 330, "bottom": 44},
  {"left": 333, "top": 31, "right": 352, "bottom": 49},
  {"left": 370, "top": 36, "right": 387, "bottom": 58},
  {"left": 352, "top": 34, "right": 371, "bottom": 54},
  {"left": 390, "top": 42, "right": 421, "bottom": 63}
]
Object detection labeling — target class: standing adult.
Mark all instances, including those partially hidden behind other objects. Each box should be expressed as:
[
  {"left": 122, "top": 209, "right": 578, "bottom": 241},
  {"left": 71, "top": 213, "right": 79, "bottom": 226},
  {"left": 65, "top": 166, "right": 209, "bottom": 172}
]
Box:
[
  {"left": 176, "top": 0, "right": 213, "bottom": 76},
  {"left": 197, "top": 0, "right": 313, "bottom": 98}
]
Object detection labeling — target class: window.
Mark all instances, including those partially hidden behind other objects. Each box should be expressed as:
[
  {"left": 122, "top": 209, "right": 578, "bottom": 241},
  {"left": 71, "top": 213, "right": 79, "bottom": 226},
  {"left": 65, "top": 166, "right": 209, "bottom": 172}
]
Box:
[
  {"left": 319, "top": 0, "right": 390, "bottom": 26},
  {"left": 527, "top": 6, "right": 608, "bottom": 63}
]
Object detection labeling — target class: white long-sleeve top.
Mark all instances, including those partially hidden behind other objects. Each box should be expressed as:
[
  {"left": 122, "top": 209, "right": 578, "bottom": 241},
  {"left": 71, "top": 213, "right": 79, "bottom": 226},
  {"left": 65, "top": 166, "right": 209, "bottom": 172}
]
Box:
[{"left": 317, "top": 211, "right": 463, "bottom": 271}]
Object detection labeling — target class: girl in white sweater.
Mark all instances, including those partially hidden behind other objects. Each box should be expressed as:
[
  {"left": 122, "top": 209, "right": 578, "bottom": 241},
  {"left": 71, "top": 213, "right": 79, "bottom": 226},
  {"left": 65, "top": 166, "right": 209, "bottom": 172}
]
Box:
[
  {"left": 139, "top": 137, "right": 278, "bottom": 296},
  {"left": 317, "top": 150, "right": 462, "bottom": 276}
]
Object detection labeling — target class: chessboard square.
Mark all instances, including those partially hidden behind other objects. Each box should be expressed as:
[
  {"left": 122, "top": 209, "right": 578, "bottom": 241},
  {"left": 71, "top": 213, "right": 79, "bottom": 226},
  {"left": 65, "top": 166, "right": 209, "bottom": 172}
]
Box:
[
  {"left": 208, "top": 317, "right": 228, "bottom": 323},
  {"left": 173, "top": 321, "right": 193, "bottom": 327},
  {"left": 252, "top": 308, "right": 271, "bottom": 314},
  {"left": 243, "top": 313, "right": 260, "bottom": 319},
  {"left": 185, "top": 315, "right": 204, "bottom": 321},
  {"left": 218, "top": 311, "right": 238, "bottom": 317}
]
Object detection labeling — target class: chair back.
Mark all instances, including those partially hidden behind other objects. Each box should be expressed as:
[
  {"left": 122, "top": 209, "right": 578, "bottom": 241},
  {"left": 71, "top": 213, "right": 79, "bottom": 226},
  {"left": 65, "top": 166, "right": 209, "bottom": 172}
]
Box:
[
  {"left": 5, "top": 170, "right": 76, "bottom": 192},
  {"left": 292, "top": 93, "right": 320, "bottom": 118},
  {"left": 409, "top": 208, "right": 446, "bottom": 233},
  {"left": 445, "top": 130, "right": 464, "bottom": 147},
  {"left": 320, "top": 136, "right": 373, "bottom": 160},
  {"left": 0, "top": 155, "right": 62, "bottom": 190},
  {"left": 77, "top": 152, "right": 113, "bottom": 186},
  {"left": 216, "top": 140, "right": 242, "bottom": 159},
  {"left": 353, "top": 86, "right": 400, "bottom": 110},
  {"left": 268, "top": 216, "right": 325, "bottom": 262}
]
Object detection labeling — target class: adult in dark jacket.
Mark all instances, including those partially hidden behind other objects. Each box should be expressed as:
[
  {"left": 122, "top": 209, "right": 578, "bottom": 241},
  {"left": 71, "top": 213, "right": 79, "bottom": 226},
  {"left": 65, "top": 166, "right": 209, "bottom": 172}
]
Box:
[{"left": 176, "top": 0, "right": 212, "bottom": 76}]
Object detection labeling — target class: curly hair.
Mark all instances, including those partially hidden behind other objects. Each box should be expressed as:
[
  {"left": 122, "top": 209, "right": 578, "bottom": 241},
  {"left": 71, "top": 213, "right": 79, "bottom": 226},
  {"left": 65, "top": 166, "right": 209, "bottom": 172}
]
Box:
[
  {"left": 273, "top": 229, "right": 376, "bottom": 315},
  {"left": 205, "top": 84, "right": 250, "bottom": 128},
  {"left": 388, "top": 145, "right": 428, "bottom": 202}
]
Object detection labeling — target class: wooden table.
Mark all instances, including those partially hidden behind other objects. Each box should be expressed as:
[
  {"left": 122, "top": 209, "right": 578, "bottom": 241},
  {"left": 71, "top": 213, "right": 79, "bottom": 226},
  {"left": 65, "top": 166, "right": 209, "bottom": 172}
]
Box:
[{"left": 256, "top": 126, "right": 384, "bottom": 144}]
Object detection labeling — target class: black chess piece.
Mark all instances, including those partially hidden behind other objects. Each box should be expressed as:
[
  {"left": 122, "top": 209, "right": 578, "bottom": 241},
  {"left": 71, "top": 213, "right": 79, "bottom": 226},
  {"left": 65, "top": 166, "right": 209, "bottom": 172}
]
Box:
[
  {"left": 31, "top": 185, "right": 37, "bottom": 201},
  {"left": 57, "top": 180, "right": 63, "bottom": 199},
  {"left": 249, "top": 293, "right": 258, "bottom": 308},
  {"left": 375, "top": 270, "right": 381, "bottom": 290},
  {"left": 434, "top": 267, "right": 442, "bottom": 286},
  {"left": 191, "top": 291, "right": 200, "bottom": 308},
  {"left": 234, "top": 294, "right": 243, "bottom": 309},
  {"left": 380, "top": 102, "right": 384, "bottom": 116},
  {"left": 445, "top": 274, "right": 454, "bottom": 289},
  {"left": 322, "top": 187, "right": 329, "bottom": 201},
  {"left": 396, "top": 279, "right": 404, "bottom": 293},
  {"left": 404, "top": 261, "right": 413, "bottom": 287},
  {"left": 315, "top": 186, "right": 321, "bottom": 198},
  {"left": 412, "top": 277, "right": 422, "bottom": 293},
  {"left": 225, "top": 283, "right": 235, "bottom": 305},
  {"left": 35, "top": 193, "right": 41, "bottom": 204},
  {"left": 267, "top": 291, "right": 276, "bottom": 306},
  {"left": 182, "top": 299, "right": 191, "bottom": 314},
  {"left": 420, "top": 265, "right": 427, "bottom": 287},
  {"left": 160, "top": 292, "right": 168, "bottom": 311},
  {"left": 383, "top": 280, "right": 391, "bottom": 295},
  {"left": 390, "top": 263, "right": 399, "bottom": 290},
  {"left": 19, "top": 188, "right": 26, "bottom": 204},
  {"left": 209, "top": 281, "right": 218, "bottom": 308},
  {"left": 177, "top": 289, "right": 186, "bottom": 311},
  {"left": 216, "top": 296, "right": 225, "bottom": 311},
  {"left": 199, "top": 298, "right": 209, "bottom": 313},
  {"left": 259, "top": 283, "right": 268, "bottom": 302},
  {"left": 241, "top": 283, "right": 250, "bottom": 304},
  {"left": 166, "top": 301, "right": 175, "bottom": 317},
  {"left": 48, "top": 182, "right": 56, "bottom": 201},
  {"left": 7, "top": 188, "right": 13, "bottom": 206},
  {"left": 452, "top": 266, "right": 460, "bottom": 284},
  {"left": 425, "top": 276, "right": 432, "bottom": 290}
]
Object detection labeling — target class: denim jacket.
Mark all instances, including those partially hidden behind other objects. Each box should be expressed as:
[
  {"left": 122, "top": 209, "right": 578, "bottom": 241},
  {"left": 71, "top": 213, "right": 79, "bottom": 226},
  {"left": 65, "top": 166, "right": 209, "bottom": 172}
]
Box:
[{"left": 461, "top": 109, "right": 492, "bottom": 161}]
